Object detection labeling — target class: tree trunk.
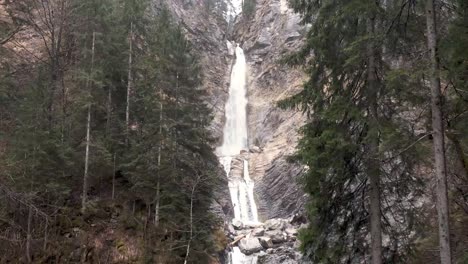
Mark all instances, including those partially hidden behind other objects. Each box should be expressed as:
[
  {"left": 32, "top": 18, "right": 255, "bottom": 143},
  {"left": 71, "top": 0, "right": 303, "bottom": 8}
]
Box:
[
  {"left": 81, "top": 31, "right": 96, "bottom": 213},
  {"left": 184, "top": 178, "right": 197, "bottom": 264},
  {"left": 26, "top": 207, "right": 32, "bottom": 263},
  {"left": 154, "top": 93, "right": 163, "bottom": 226},
  {"left": 425, "top": 0, "right": 452, "bottom": 263},
  {"left": 112, "top": 154, "right": 116, "bottom": 200},
  {"left": 367, "top": 15, "right": 382, "bottom": 264},
  {"left": 43, "top": 219, "right": 48, "bottom": 251},
  {"left": 106, "top": 87, "right": 112, "bottom": 136},
  {"left": 125, "top": 22, "right": 134, "bottom": 145}
]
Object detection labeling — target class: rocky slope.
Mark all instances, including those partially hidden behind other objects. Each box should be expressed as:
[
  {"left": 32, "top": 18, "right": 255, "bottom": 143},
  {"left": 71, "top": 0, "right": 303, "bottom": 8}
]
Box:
[
  {"left": 233, "top": 0, "right": 308, "bottom": 220},
  {"left": 228, "top": 217, "right": 306, "bottom": 263}
]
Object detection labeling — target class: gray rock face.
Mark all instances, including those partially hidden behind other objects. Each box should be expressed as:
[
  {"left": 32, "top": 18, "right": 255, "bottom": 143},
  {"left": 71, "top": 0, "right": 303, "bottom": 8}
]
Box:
[
  {"left": 285, "top": 227, "right": 298, "bottom": 236},
  {"left": 258, "top": 236, "right": 274, "bottom": 248},
  {"left": 232, "top": 0, "right": 308, "bottom": 221},
  {"left": 266, "top": 230, "right": 287, "bottom": 243},
  {"left": 252, "top": 227, "right": 265, "bottom": 236},
  {"left": 264, "top": 218, "right": 287, "bottom": 230},
  {"left": 263, "top": 246, "right": 302, "bottom": 263},
  {"left": 227, "top": 216, "right": 303, "bottom": 263},
  {"left": 232, "top": 219, "right": 244, "bottom": 230},
  {"left": 239, "top": 237, "right": 263, "bottom": 255}
]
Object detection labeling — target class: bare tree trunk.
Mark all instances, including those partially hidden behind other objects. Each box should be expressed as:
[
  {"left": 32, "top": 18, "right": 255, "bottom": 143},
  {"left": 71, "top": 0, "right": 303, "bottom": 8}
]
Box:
[
  {"left": 112, "top": 153, "right": 116, "bottom": 200},
  {"left": 26, "top": 207, "right": 32, "bottom": 263},
  {"left": 81, "top": 31, "right": 96, "bottom": 213},
  {"left": 155, "top": 88, "right": 163, "bottom": 227},
  {"left": 106, "top": 87, "right": 112, "bottom": 136},
  {"left": 426, "top": 0, "right": 452, "bottom": 263},
  {"left": 43, "top": 219, "right": 48, "bottom": 251},
  {"left": 125, "top": 22, "right": 134, "bottom": 145},
  {"left": 184, "top": 177, "right": 198, "bottom": 264},
  {"left": 367, "top": 15, "right": 382, "bottom": 264}
]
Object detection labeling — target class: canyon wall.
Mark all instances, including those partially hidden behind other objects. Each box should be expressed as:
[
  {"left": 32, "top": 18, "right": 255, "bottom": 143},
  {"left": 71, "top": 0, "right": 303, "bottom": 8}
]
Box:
[
  {"left": 165, "top": 0, "right": 308, "bottom": 222},
  {"left": 234, "top": 0, "right": 307, "bottom": 220}
]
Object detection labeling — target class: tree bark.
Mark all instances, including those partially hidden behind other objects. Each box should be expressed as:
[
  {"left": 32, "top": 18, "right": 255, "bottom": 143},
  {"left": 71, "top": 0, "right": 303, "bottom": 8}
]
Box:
[
  {"left": 112, "top": 154, "right": 116, "bottom": 200},
  {"left": 155, "top": 89, "right": 163, "bottom": 226},
  {"left": 425, "top": 0, "right": 452, "bottom": 263},
  {"left": 106, "top": 87, "right": 112, "bottom": 136},
  {"left": 184, "top": 176, "right": 198, "bottom": 264},
  {"left": 81, "top": 31, "right": 96, "bottom": 213},
  {"left": 26, "top": 207, "right": 32, "bottom": 263},
  {"left": 125, "top": 22, "right": 134, "bottom": 145},
  {"left": 367, "top": 15, "right": 382, "bottom": 264}
]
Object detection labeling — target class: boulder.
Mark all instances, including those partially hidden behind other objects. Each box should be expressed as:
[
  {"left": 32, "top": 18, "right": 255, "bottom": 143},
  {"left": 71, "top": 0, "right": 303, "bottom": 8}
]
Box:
[
  {"left": 252, "top": 227, "right": 265, "bottom": 237},
  {"left": 264, "top": 219, "right": 286, "bottom": 230},
  {"left": 238, "top": 237, "right": 263, "bottom": 255},
  {"left": 228, "top": 224, "right": 236, "bottom": 235},
  {"left": 289, "top": 213, "right": 307, "bottom": 225},
  {"left": 258, "top": 236, "right": 274, "bottom": 249},
  {"left": 285, "top": 227, "right": 298, "bottom": 236},
  {"left": 266, "top": 230, "right": 287, "bottom": 243},
  {"left": 244, "top": 222, "right": 264, "bottom": 229},
  {"left": 250, "top": 145, "right": 262, "bottom": 153},
  {"left": 232, "top": 219, "right": 243, "bottom": 230}
]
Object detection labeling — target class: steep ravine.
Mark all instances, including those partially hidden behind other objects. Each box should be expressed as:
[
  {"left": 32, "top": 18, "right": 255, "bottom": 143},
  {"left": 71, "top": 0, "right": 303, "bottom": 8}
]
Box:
[
  {"left": 162, "top": 0, "right": 236, "bottom": 222},
  {"left": 165, "top": 0, "right": 309, "bottom": 262},
  {"left": 233, "top": 0, "right": 307, "bottom": 220}
]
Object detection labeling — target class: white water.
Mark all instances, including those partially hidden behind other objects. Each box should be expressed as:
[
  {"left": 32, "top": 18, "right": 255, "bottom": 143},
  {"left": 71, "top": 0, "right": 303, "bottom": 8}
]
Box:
[
  {"left": 219, "top": 43, "right": 259, "bottom": 263},
  {"left": 225, "top": 0, "right": 243, "bottom": 22},
  {"left": 220, "top": 45, "right": 248, "bottom": 157}
]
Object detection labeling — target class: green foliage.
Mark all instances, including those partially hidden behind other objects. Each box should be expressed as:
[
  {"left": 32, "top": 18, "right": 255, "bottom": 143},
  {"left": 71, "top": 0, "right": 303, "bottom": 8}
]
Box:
[
  {"left": 283, "top": 0, "right": 430, "bottom": 262},
  {"left": 0, "top": 0, "right": 221, "bottom": 262}
]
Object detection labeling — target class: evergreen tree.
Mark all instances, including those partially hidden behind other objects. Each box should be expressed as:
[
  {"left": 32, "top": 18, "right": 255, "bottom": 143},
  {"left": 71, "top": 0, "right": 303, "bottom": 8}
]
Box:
[{"left": 283, "top": 0, "right": 427, "bottom": 262}]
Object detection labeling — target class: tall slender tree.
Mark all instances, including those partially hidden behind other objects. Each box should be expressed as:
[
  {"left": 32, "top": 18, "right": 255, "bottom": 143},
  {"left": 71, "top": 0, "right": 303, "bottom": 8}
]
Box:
[{"left": 425, "top": 0, "right": 452, "bottom": 262}]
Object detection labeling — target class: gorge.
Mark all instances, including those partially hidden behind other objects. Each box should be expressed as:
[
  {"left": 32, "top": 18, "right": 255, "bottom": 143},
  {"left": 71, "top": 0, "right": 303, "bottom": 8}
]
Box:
[{"left": 3, "top": 0, "right": 466, "bottom": 262}]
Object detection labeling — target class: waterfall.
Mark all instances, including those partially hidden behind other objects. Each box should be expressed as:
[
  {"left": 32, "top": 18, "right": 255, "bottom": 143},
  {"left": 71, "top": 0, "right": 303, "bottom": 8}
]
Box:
[
  {"left": 219, "top": 42, "right": 259, "bottom": 263},
  {"left": 220, "top": 45, "right": 248, "bottom": 157}
]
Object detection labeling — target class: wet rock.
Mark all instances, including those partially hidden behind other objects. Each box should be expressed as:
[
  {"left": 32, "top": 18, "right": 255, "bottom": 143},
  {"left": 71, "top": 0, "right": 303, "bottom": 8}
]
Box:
[
  {"left": 252, "top": 227, "right": 265, "bottom": 236},
  {"left": 266, "top": 230, "right": 287, "bottom": 243},
  {"left": 250, "top": 145, "right": 262, "bottom": 153},
  {"left": 244, "top": 222, "right": 264, "bottom": 229},
  {"left": 232, "top": 219, "right": 243, "bottom": 230},
  {"left": 237, "top": 229, "right": 253, "bottom": 236},
  {"left": 257, "top": 254, "right": 297, "bottom": 264},
  {"left": 290, "top": 213, "right": 307, "bottom": 225},
  {"left": 285, "top": 227, "right": 298, "bottom": 236},
  {"left": 233, "top": 0, "right": 307, "bottom": 222},
  {"left": 258, "top": 236, "right": 274, "bottom": 249},
  {"left": 264, "top": 218, "right": 286, "bottom": 230},
  {"left": 238, "top": 237, "right": 263, "bottom": 255},
  {"left": 228, "top": 224, "right": 236, "bottom": 235}
]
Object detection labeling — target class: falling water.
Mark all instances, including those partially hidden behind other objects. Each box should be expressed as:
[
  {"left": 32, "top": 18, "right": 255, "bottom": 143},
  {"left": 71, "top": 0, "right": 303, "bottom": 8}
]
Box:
[
  {"left": 219, "top": 44, "right": 248, "bottom": 157},
  {"left": 219, "top": 42, "right": 259, "bottom": 263}
]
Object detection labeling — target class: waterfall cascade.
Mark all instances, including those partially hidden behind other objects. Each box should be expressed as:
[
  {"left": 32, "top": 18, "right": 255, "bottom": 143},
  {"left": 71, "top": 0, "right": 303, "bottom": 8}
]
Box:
[{"left": 219, "top": 42, "right": 259, "bottom": 264}]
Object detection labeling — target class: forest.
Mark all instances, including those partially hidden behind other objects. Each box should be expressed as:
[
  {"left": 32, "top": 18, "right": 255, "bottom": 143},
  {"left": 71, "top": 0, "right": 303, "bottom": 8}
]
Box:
[
  {"left": 0, "top": 0, "right": 467, "bottom": 263},
  {"left": 0, "top": 0, "right": 225, "bottom": 262},
  {"left": 283, "top": 0, "right": 468, "bottom": 263}
]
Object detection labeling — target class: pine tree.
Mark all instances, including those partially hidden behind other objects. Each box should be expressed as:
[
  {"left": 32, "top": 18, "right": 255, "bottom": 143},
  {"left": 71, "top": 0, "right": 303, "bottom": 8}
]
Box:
[{"left": 283, "top": 0, "right": 427, "bottom": 262}]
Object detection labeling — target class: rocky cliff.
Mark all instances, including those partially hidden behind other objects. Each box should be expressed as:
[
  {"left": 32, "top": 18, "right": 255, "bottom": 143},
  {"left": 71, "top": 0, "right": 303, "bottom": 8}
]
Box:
[
  {"left": 233, "top": 0, "right": 307, "bottom": 220},
  {"left": 165, "top": 0, "right": 308, "bottom": 230}
]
